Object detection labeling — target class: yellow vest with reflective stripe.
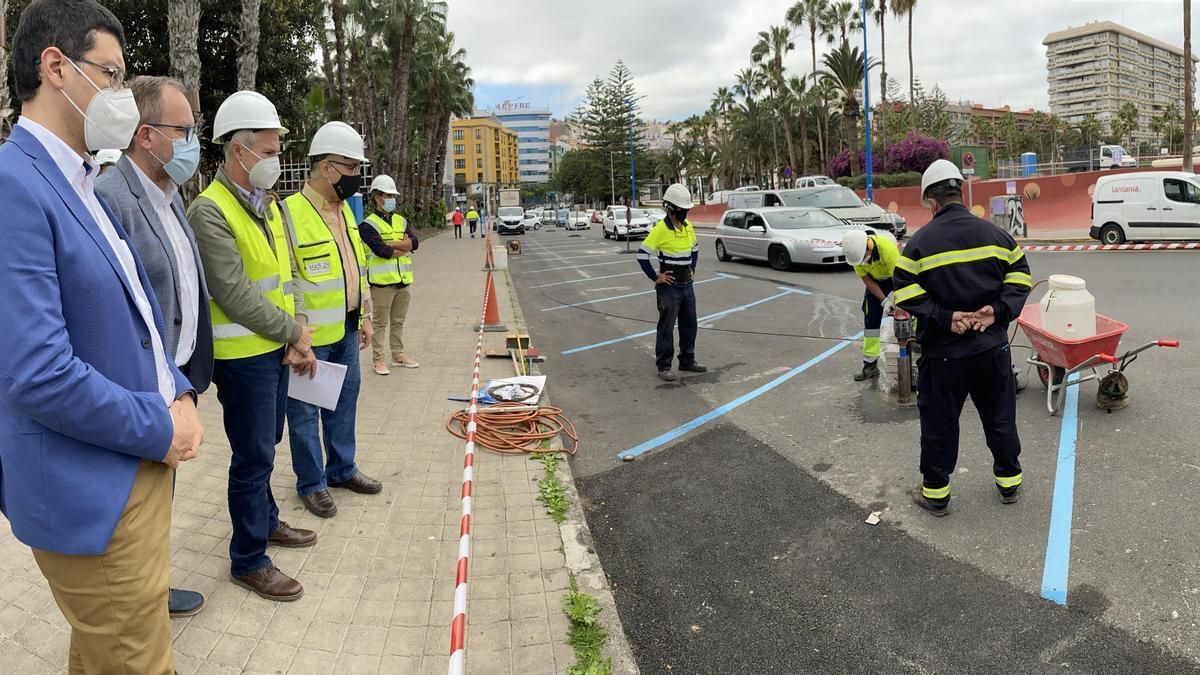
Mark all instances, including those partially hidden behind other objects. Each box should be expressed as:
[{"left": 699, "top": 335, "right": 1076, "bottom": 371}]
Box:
[
  {"left": 199, "top": 181, "right": 295, "bottom": 360},
  {"left": 281, "top": 192, "right": 368, "bottom": 347},
  {"left": 364, "top": 212, "right": 414, "bottom": 286}
]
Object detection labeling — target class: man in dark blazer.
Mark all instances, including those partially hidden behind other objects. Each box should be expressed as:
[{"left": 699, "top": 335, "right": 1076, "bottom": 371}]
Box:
[
  {"left": 0, "top": 1, "right": 203, "bottom": 671},
  {"left": 95, "top": 74, "right": 212, "bottom": 618}
]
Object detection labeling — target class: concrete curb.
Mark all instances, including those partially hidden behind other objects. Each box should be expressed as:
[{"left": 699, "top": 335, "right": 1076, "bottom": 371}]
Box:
[{"left": 498, "top": 264, "right": 642, "bottom": 674}]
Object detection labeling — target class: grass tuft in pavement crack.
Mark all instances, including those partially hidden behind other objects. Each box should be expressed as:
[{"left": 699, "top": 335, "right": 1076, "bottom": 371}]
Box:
[
  {"left": 533, "top": 451, "right": 569, "bottom": 523},
  {"left": 563, "top": 575, "right": 612, "bottom": 675}
]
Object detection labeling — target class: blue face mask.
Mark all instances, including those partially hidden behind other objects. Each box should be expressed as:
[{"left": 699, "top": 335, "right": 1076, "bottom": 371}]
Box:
[
  {"left": 149, "top": 126, "right": 201, "bottom": 185},
  {"left": 382, "top": 198, "right": 397, "bottom": 213}
]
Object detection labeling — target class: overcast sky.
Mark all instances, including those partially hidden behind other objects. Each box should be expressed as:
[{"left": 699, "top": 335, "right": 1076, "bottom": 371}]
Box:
[{"left": 446, "top": 0, "right": 1196, "bottom": 122}]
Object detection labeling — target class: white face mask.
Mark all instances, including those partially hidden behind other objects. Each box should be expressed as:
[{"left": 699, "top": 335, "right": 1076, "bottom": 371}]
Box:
[
  {"left": 237, "top": 143, "right": 282, "bottom": 189},
  {"left": 60, "top": 58, "right": 139, "bottom": 152}
]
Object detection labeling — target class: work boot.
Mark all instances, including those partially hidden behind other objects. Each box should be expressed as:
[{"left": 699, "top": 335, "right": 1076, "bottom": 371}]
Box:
[
  {"left": 658, "top": 370, "right": 678, "bottom": 382},
  {"left": 854, "top": 361, "right": 880, "bottom": 381},
  {"left": 998, "top": 485, "right": 1020, "bottom": 505},
  {"left": 679, "top": 362, "right": 708, "bottom": 373},
  {"left": 232, "top": 565, "right": 303, "bottom": 602},
  {"left": 911, "top": 487, "right": 950, "bottom": 517}
]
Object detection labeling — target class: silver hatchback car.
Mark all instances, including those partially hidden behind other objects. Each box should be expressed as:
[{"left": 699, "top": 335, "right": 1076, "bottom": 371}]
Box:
[{"left": 714, "top": 207, "right": 873, "bottom": 270}]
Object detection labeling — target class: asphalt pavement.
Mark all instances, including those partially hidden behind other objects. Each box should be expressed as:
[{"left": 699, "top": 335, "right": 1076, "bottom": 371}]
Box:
[{"left": 506, "top": 225, "right": 1200, "bottom": 670}]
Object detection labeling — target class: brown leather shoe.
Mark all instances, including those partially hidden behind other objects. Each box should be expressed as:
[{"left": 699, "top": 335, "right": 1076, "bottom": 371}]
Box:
[
  {"left": 301, "top": 490, "right": 337, "bottom": 518},
  {"left": 232, "top": 565, "right": 303, "bottom": 601},
  {"left": 329, "top": 471, "right": 383, "bottom": 495},
  {"left": 268, "top": 521, "right": 317, "bottom": 548}
]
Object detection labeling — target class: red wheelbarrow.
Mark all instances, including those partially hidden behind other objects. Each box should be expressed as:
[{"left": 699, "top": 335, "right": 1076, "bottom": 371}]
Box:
[{"left": 1016, "top": 305, "right": 1179, "bottom": 415}]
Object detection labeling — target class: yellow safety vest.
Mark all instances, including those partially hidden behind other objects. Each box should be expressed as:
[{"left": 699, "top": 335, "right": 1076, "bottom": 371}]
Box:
[
  {"left": 364, "top": 212, "right": 414, "bottom": 286},
  {"left": 198, "top": 181, "right": 295, "bottom": 360},
  {"left": 281, "top": 192, "right": 368, "bottom": 347}
]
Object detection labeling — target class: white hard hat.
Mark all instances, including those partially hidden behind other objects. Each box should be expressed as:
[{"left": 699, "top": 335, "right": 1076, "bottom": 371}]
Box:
[
  {"left": 95, "top": 149, "right": 121, "bottom": 166},
  {"left": 921, "top": 159, "right": 965, "bottom": 199},
  {"left": 842, "top": 229, "right": 869, "bottom": 266},
  {"left": 369, "top": 174, "right": 399, "bottom": 195},
  {"left": 212, "top": 91, "right": 288, "bottom": 142},
  {"left": 663, "top": 183, "right": 694, "bottom": 209},
  {"left": 308, "top": 121, "right": 367, "bottom": 162}
]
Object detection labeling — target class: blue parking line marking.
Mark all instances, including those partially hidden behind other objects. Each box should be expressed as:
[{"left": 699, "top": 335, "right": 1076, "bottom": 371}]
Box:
[
  {"left": 520, "top": 252, "right": 629, "bottom": 264},
  {"left": 542, "top": 273, "right": 738, "bottom": 312},
  {"left": 616, "top": 331, "right": 864, "bottom": 459},
  {"left": 521, "top": 259, "right": 633, "bottom": 274},
  {"left": 1041, "top": 372, "right": 1082, "bottom": 605},
  {"left": 529, "top": 272, "right": 644, "bottom": 289},
  {"left": 561, "top": 286, "right": 812, "bottom": 355}
]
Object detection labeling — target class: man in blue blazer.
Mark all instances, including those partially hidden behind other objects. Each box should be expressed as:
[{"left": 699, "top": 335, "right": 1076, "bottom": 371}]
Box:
[
  {"left": 95, "top": 74, "right": 213, "bottom": 619},
  {"left": 0, "top": 2, "right": 204, "bottom": 673}
]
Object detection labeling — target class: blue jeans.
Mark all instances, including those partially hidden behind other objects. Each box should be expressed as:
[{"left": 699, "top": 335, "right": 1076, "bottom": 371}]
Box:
[
  {"left": 286, "top": 320, "right": 362, "bottom": 496},
  {"left": 211, "top": 348, "right": 286, "bottom": 577},
  {"left": 655, "top": 282, "right": 698, "bottom": 372}
]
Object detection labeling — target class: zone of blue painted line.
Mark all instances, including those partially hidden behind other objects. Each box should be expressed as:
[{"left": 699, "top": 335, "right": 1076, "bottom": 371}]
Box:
[
  {"left": 616, "top": 329, "right": 869, "bottom": 460},
  {"left": 542, "top": 273, "right": 739, "bottom": 312},
  {"left": 1041, "top": 371, "right": 1082, "bottom": 605},
  {"left": 561, "top": 286, "right": 813, "bottom": 355},
  {"left": 519, "top": 252, "right": 630, "bottom": 265},
  {"left": 521, "top": 259, "right": 634, "bottom": 274}
]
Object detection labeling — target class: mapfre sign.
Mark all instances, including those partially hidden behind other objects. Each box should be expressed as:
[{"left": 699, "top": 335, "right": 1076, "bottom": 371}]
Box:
[{"left": 495, "top": 102, "right": 532, "bottom": 112}]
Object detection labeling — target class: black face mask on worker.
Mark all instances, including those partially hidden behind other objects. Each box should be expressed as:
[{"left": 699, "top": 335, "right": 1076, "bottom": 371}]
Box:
[
  {"left": 668, "top": 207, "right": 689, "bottom": 225},
  {"left": 326, "top": 162, "right": 362, "bottom": 201}
]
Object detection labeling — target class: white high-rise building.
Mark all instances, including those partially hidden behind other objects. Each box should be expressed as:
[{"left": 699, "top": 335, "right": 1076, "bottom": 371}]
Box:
[{"left": 489, "top": 102, "right": 552, "bottom": 184}]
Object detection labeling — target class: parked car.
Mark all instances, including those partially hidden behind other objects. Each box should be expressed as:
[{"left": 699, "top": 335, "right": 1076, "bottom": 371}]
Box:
[
  {"left": 555, "top": 208, "right": 570, "bottom": 227},
  {"left": 497, "top": 206, "right": 526, "bottom": 235},
  {"left": 1090, "top": 171, "right": 1200, "bottom": 244},
  {"left": 601, "top": 206, "right": 652, "bottom": 240},
  {"left": 643, "top": 207, "right": 666, "bottom": 224},
  {"left": 725, "top": 187, "right": 906, "bottom": 238},
  {"left": 714, "top": 207, "right": 895, "bottom": 270},
  {"left": 566, "top": 211, "right": 591, "bottom": 230},
  {"left": 794, "top": 175, "right": 837, "bottom": 188}
]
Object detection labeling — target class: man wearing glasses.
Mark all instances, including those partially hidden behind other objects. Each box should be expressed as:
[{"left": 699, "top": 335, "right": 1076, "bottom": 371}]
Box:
[
  {"left": 280, "top": 121, "right": 383, "bottom": 519},
  {"left": 95, "top": 75, "right": 212, "bottom": 619},
  {"left": 0, "top": 1, "right": 203, "bottom": 671}
]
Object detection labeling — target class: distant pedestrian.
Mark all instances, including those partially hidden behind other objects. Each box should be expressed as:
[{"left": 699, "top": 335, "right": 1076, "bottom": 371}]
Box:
[
  {"left": 638, "top": 183, "right": 707, "bottom": 381},
  {"left": 451, "top": 206, "right": 464, "bottom": 238},
  {"left": 466, "top": 207, "right": 479, "bottom": 238},
  {"left": 894, "top": 159, "right": 1032, "bottom": 516},
  {"left": 841, "top": 229, "right": 900, "bottom": 382}
]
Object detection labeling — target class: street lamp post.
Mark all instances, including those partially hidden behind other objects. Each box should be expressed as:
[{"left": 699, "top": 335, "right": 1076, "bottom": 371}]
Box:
[{"left": 861, "top": 0, "right": 875, "bottom": 203}]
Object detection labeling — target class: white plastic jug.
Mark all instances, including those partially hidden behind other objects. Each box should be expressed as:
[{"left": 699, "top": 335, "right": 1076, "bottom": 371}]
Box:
[{"left": 1039, "top": 274, "right": 1096, "bottom": 339}]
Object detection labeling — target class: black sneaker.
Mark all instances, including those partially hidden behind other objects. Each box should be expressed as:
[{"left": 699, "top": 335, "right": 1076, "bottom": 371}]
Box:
[
  {"left": 998, "top": 485, "right": 1020, "bottom": 504},
  {"left": 658, "top": 370, "right": 677, "bottom": 382},
  {"left": 854, "top": 362, "right": 880, "bottom": 381},
  {"left": 679, "top": 362, "right": 708, "bottom": 373},
  {"left": 911, "top": 487, "right": 950, "bottom": 516}
]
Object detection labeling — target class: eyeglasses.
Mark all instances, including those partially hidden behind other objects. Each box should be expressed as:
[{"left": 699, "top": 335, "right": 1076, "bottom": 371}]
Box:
[
  {"left": 66, "top": 55, "right": 126, "bottom": 91},
  {"left": 326, "top": 159, "right": 359, "bottom": 174},
  {"left": 147, "top": 122, "right": 196, "bottom": 143}
]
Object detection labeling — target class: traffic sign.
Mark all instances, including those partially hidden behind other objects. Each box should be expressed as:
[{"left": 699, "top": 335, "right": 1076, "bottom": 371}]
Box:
[
  {"left": 963, "top": 168, "right": 976, "bottom": 176},
  {"left": 962, "top": 152, "right": 976, "bottom": 170},
  {"left": 784, "top": 166, "right": 792, "bottom": 179}
]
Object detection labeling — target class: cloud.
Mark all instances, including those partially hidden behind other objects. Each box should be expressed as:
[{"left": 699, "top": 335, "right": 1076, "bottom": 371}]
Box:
[{"left": 447, "top": 0, "right": 1197, "bottom": 120}]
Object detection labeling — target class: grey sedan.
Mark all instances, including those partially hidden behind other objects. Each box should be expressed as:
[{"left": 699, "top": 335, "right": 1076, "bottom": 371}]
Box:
[{"left": 714, "top": 207, "right": 863, "bottom": 270}]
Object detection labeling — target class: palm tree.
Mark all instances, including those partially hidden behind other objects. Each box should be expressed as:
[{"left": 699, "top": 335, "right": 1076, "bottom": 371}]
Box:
[
  {"left": 787, "top": 0, "right": 829, "bottom": 82},
  {"left": 752, "top": 25, "right": 799, "bottom": 180},
  {"left": 167, "top": 0, "right": 201, "bottom": 112},
  {"left": 330, "top": 0, "right": 351, "bottom": 117},
  {"left": 381, "top": 0, "right": 449, "bottom": 193},
  {"left": 787, "top": 75, "right": 812, "bottom": 174},
  {"left": 236, "top": 0, "right": 263, "bottom": 90},
  {"left": 866, "top": 0, "right": 889, "bottom": 163},
  {"left": 891, "top": 0, "right": 918, "bottom": 134},
  {"left": 822, "top": 1, "right": 861, "bottom": 46},
  {"left": 820, "top": 43, "right": 877, "bottom": 177},
  {"left": 1184, "top": 0, "right": 1194, "bottom": 171}
]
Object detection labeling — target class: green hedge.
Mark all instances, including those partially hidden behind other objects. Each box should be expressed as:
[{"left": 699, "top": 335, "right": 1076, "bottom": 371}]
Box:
[{"left": 835, "top": 172, "right": 923, "bottom": 190}]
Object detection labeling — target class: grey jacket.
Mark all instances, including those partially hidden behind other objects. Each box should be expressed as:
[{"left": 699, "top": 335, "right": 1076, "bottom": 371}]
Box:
[{"left": 95, "top": 155, "right": 213, "bottom": 394}]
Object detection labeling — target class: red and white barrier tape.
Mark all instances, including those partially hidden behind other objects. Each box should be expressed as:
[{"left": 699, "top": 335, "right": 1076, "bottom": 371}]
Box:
[
  {"left": 449, "top": 253, "right": 493, "bottom": 675},
  {"left": 1020, "top": 242, "right": 1200, "bottom": 252}
]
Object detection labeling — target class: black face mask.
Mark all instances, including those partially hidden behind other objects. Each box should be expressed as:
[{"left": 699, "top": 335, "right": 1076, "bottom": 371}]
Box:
[
  {"left": 328, "top": 167, "right": 362, "bottom": 201},
  {"left": 669, "top": 207, "right": 690, "bottom": 225}
]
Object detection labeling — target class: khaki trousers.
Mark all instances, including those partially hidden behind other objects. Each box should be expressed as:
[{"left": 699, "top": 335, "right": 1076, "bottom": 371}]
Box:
[
  {"left": 32, "top": 460, "right": 174, "bottom": 675},
  {"left": 371, "top": 284, "right": 412, "bottom": 363}
]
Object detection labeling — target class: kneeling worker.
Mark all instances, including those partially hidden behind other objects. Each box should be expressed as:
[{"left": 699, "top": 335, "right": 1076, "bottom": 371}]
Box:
[
  {"left": 638, "top": 184, "right": 707, "bottom": 382},
  {"left": 842, "top": 229, "right": 900, "bottom": 381}
]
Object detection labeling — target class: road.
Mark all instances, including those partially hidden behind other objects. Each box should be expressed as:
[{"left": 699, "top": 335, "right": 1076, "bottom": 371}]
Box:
[{"left": 505, "top": 225, "right": 1199, "bottom": 671}]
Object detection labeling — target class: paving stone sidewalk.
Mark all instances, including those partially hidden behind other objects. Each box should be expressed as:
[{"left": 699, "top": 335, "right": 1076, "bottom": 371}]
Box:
[{"left": 0, "top": 228, "right": 586, "bottom": 674}]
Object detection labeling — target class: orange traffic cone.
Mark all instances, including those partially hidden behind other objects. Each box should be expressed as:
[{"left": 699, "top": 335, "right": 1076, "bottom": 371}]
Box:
[
  {"left": 474, "top": 271, "right": 508, "bottom": 332},
  {"left": 482, "top": 241, "right": 494, "bottom": 271}
]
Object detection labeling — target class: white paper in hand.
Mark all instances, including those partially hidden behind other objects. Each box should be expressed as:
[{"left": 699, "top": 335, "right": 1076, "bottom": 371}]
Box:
[{"left": 288, "top": 360, "right": 348, "bottom": 410}]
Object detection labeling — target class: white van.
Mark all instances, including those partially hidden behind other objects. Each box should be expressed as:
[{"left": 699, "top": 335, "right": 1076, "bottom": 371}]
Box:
[{"left": 1090, "top": 171, "right": 1200, "bottom": 244}]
